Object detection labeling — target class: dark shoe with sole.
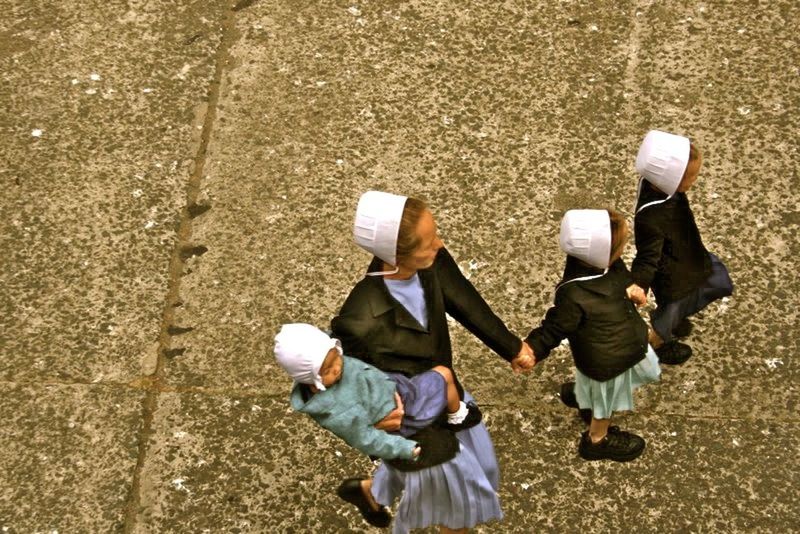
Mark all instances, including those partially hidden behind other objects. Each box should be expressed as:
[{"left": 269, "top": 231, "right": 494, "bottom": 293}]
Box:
[
  {"left": 336, "top": 478, "right": 391, "bottom": 528},
  {"left": 578, "top": 427, "right": 645, "bottom": 462},
  {"left": 559, "top": 382, "right": 579, "bottom": 408},
  {"left": 444, "top": 401, "right": 482, "bottom": 432},
  {"left": 673, "top": 318, "right": 693, "bottom": 338},
  {"left": 560, "top": 382, "right": 593, "bottom": 424},
  {"left": 655, "top": 340, "right": 693, "bottom": 365}
]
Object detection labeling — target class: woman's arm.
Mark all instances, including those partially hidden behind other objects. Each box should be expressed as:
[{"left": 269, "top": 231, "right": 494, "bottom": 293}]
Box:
[{"left": 436, "top": 248, "right": 523, "bottom": 361}]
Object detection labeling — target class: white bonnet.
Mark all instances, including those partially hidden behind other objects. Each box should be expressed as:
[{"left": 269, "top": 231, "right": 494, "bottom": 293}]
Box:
[
  {"left": 635, "top": 130, "right": 691, "bottom": 196},
  {"left": 353, "top": 190, "right": 408, "bottom": 266},
  {"left": 274, "top": 323, "right": 341, "bottom": 391},
  {"left": 559, "top": 209, "right": 611, "bottom": 269}
]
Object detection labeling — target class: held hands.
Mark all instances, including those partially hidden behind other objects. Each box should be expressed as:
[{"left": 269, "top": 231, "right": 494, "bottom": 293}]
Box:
[
  {"left": 626, "top": 284, "right": 647, "bottom": 307},
  {"left": 374, "top": 392, "right": 404, "bottom": 431},
  {"left": 510, "top": 340, "right": 536, "bottom": 374}
]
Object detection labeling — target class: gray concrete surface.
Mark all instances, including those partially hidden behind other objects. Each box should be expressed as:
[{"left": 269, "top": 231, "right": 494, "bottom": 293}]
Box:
[{"left": 1, "top": 0, "right": 798, "bottom": 532}]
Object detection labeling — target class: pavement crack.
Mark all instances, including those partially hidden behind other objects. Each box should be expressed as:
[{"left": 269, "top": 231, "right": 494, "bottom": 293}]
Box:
[{"left": 122, "top": 3, "right": 240, "bottom": 532}]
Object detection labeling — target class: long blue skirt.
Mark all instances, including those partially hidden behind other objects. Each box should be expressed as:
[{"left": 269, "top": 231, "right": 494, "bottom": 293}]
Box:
[
  {"left": 651, "top": 252, "right": 734, "bottom": 343},
  {"left": 370, "top": 391, "right": 502, "bottom": 533}
]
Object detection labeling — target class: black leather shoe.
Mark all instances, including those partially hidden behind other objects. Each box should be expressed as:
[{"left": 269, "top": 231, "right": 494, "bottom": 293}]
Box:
[
  {"left": 578, "top": 427, "right": 645, "bottom": 462},
  {"left": 655, "top": 341, "right": 693, "bottom": 364},
  {"left": 560, "top": 382, "right": 592, "bottom": 423},
  {"left": 559, "top": 382, "right": 579, "bottom": 408},
  {"left": 673, "top": 318, "right": 693, "bottom": 338},
  {"left": 336, "top": 478, "right": 391, "bottom": 528},
  {"left": 444, "top": 401, "right": 482, "bottom": 432}
]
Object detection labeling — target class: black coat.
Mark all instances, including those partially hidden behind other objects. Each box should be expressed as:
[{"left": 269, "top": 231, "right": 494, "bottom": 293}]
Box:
[
  {"left": 631, "top": 180, "right": 712, "bottom": 303},
  {"left": 525, "top": 257, "right": 649, "bottom": 382},
  {"left": 331, "top": 247, "right": 522, "bottom": 381}
]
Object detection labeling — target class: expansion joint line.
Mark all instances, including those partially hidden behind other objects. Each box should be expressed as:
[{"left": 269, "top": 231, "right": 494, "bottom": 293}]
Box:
[{"left": 122, "top": 6, "right": 238, "bottom": 532}]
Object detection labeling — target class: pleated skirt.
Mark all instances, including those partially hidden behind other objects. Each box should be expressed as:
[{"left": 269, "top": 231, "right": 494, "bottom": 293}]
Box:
[
  {"left": 371, "top": 391, "right": 502, "bottom": 533},
  {"left": 574, "top": 346, "right": 661, "bottom": 420}
]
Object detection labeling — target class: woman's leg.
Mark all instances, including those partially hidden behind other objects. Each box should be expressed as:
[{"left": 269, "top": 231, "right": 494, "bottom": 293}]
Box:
[{"left": 431, "top": 365, "right": 460, "bottom": 413}]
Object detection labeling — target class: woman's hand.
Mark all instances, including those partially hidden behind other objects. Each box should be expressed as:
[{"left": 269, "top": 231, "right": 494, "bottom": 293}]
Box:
[
  {"left": 511, "top": 340, "right": 536, "bottom": 373},
  {"left": 374, "top": 392, "right": 404, "bottom": 431}
]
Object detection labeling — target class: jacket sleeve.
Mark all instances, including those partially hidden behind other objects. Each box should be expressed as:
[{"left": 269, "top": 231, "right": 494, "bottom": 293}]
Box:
[
  {"left": 436, "top": 248, "right": 522, "bottom": 361},
  {"left": 322, "top": 407, "right": 418, "bottom": 460},
  {"left": 524, "top": 289, "right": 583, "bottom": 362},
  {"left": 631, "top": 214, "right": 664, "bottom": 292}
]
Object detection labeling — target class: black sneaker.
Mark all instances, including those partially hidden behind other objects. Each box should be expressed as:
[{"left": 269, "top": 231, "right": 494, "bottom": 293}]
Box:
[
  {"left": 655, "top": 340, "right": 693, "bottom": 365},
  {"left": 560, "top": 382, "right": 593, "bottom": 424},
  {"left": 336, "top": 478, "right": 391, "bottom": 528},
  {"left": 578, "top": 428, "right": 645, "bottom": 462},
  {"left": 673, "top": 318, "right": 693, "bottom": 338},
  {"left": 559, "top": 382, "right": 579, "bottom": 408},
  {"left": 444, "top": 401, "right": 482, "bottom": 432}
]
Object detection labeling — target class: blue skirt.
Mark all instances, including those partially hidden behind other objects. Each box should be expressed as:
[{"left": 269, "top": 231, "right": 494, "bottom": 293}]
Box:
[
  {"left": 651, "top": 252, "right": 734, "bottom": 342},
  {"left": 575, "top": 346, "right": 661, "bottom": 420},
  {"left": 387, "top": 370, "right": 448, "bottom": 438},
  {"left": 371, "top": 391, "right": 502, "bottom": 533}
]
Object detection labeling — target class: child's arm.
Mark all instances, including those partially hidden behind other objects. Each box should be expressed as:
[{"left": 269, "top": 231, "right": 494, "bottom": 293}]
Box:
[
  {"left": 524, "top": 291, "right": 582, "bottom": 363},
  {"left": 631, "top": 216, "right": 664, "bottom": 293},
  {"left": 323, "top": 407, "right": 419, "bottom": 461}
]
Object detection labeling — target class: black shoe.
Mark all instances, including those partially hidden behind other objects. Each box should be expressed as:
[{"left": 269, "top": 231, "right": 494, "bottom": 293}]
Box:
[
  {"left": 561, "top": 382, "right": 593, "bottom": 424},
  {"left": 444, "top": 401, "right": 482, "bottom": 432},
  {"left": 559, "top": 382, "right": 579, "bottom": 409},
  {"left": 655, "top": 340, "right": 692, "bottom": 364},
  {"left": 578, "top": 428, "right": 645, "bottom": 462},
  {"left": 578, "top": 409, "right": 593, "bottom": 425},
  {"left": 336, "top": 478, "right": 391, "bottom": 528},
  {"left": 673, "top": 318, "right": 693, "bottom": 338}
]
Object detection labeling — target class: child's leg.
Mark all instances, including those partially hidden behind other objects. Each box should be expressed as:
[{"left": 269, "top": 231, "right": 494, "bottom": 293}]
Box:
[
  {"left": 431, "top": 365, "right": 460, "bottom": 414},
  {"left": 588, "top": 417, "right": 611, "bottom": 444}
]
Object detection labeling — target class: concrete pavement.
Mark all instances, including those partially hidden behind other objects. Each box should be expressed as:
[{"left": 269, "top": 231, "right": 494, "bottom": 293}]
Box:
[{"left": 1, "top": 1, "right": 798, "bottom": 532}]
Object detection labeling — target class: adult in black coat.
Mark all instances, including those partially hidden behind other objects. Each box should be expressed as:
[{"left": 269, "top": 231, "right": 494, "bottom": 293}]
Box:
[{"left": 331, "top": 191, "right": 534, "bottom": 533}]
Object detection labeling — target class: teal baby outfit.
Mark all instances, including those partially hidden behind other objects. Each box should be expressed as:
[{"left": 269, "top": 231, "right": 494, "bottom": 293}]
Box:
[{"left": 290, "top": 355, "right": 418, "bottom": 460}]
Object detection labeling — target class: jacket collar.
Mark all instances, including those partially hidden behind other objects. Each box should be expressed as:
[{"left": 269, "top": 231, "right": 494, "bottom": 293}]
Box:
[
  {"left": 557, "top": 256, "right": 615, "bottom": 296},
  {"left": 364, "top": 256, "right": 431, "bottom": 332}
]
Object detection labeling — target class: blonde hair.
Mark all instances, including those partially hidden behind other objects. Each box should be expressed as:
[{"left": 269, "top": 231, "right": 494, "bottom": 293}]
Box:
[
  {"left": 395, "top": 197, "right": 429, "bottom": 262},
  {"left": 607, "top": 208, "right": 629, "bottom": 262}
]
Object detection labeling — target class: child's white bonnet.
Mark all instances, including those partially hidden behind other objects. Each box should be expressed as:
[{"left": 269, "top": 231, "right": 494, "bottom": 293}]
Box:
[
  {"left": 274, "top": 323, "right": 342, "bottom": 392},
  {"left": 635, "top": 130, "right": 690, "bottom": 195},
  {"left": 559, "top": 209, "right": 611, "bottom": 269}
]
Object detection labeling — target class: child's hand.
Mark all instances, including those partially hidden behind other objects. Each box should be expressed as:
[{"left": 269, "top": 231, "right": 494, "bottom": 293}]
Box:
[
  {"left": 412, "top": 446, "right": 422, "bottom": 458},
  {"left": 374, "top": 392, "right": 404, "bottom": 431},
  {"left": 626, "top": 284, "right": 647, "bottom": 307},
  {"left": 511, "top": 341, "right": 536, "bottom": 373}
]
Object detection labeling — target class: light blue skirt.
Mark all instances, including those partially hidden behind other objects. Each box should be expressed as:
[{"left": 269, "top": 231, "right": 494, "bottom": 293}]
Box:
[
  {"left": 371, "top": 391, "right": 503, "bottom": 533},
  {"left": 575, "top": 346, "right": 661, "bottom": 420}
]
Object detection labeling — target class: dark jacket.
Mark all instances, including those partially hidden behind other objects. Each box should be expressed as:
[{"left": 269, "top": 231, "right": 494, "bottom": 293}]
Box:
[
  {"left": 525, "top": 257, "right": 649, "bottom": 382},
  {"left": 631, "top": 180, "right": 712, "bottom": 303},
  {"left": 331, "top": 247, "right": 522, "bottom": 380}
]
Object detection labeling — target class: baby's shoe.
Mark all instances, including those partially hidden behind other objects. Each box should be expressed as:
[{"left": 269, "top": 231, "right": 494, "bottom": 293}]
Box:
[
  {"left": 445, "top": 401, "right": 482, "bottom": 432},
  {"left": 578, "top": 426, "right": 645, "bottom": 462},
  {"left": 655, "top": 340, "right": 692, "bottom": 364}
]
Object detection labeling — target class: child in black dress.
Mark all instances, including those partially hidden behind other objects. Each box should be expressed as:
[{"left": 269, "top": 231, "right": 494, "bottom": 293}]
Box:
[
  {"left": 630, "top": 130, "right": 734, "bottom": 364},
  {"left": 526, "top": 209, "right": 660, "bottom": 462}
]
